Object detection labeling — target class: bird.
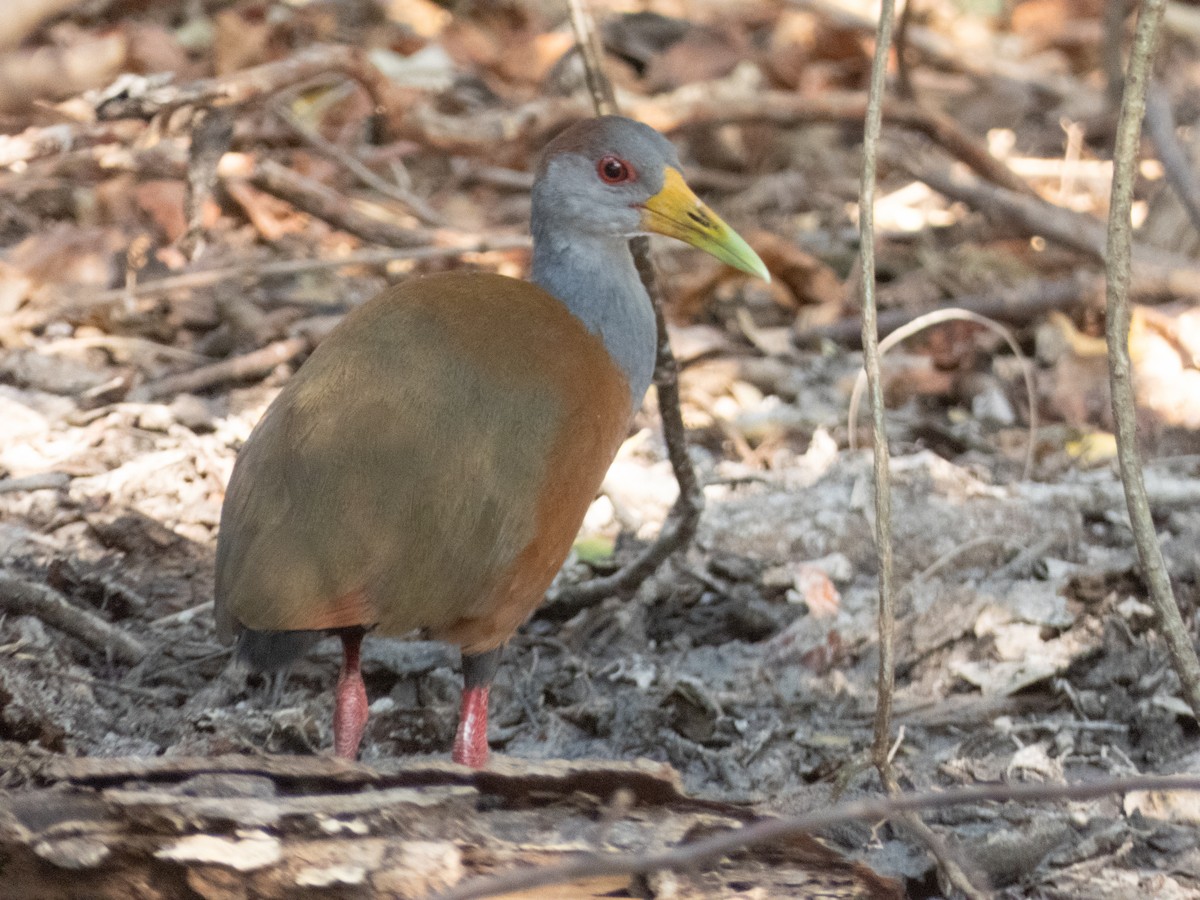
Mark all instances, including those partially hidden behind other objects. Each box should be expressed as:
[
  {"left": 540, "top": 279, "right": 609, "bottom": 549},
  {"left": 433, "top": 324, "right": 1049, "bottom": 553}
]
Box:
[{"left": 213, "top": 115, "right": 769, "bottom": 768}]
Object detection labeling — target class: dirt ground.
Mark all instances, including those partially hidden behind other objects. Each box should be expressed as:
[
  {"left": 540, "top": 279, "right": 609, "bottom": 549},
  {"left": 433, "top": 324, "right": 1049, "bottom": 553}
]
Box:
[{"left": 2, "top": 1, "right": 1200, "bottom": 898}]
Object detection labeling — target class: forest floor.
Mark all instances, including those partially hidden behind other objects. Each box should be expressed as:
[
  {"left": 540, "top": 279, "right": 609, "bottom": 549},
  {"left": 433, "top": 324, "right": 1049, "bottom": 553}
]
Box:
[{"left": 2, "top": 1, "right": 1200, "bottom": 898}]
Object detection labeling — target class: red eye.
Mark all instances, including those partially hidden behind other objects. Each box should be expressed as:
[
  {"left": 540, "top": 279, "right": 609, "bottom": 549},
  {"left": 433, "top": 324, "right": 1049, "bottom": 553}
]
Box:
[{"left": 597, "top": 155, "right": 635, "bottom": 184}]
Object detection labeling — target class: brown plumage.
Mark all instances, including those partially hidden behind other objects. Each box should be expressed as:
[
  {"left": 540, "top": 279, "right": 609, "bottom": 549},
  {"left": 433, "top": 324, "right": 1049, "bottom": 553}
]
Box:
[
  {"left": 214, "top": 115, "right": 768, "bottom": 766},
  {"left": 216, "top": 273, "right": 630, "bottom": 651}
]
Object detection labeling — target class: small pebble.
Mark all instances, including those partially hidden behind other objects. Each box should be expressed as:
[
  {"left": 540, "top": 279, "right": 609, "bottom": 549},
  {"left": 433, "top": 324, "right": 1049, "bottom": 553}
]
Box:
[
  {"left": 171, "top": 394, "right": 216, "bottom": 432},
  {"left": 136, "top": 404, "right": 175, "bottom": 432}
]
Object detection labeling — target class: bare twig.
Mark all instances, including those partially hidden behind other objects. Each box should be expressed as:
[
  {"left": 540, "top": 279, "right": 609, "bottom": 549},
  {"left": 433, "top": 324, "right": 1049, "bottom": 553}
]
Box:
[
  {"left": 13, "top": 142, "right": 441, "bottom": 256},
  {"left": 271, "top": 104, "right": 446, "bottom": 227},
  {"left": 567, "top": 0, "right": 617, "bottom": 115},
  {"left": 432, "top": 774, "right": 1200, "bottom": 900},
  {"left": 1144, "top": 82, "right": 1200, "bottom": 237},
  {"left": 897, "top": 535, "right": 1024, "bottom": 603},
  {"left": 247, "top": 159, "right": 433, "bottom": 248},
  {"left": 796, "top": 276, "right": 1093, "bottom": 346},
  {"left": 147, "top": 600, "right": 214, "bottom": 629},
  {"left": 894, "top": 0, "right": 918, "bottom": 100},
  {"left": 130, "top": 336, "right": 309, "bottom": 402},
  {"left": 858, "top": 4, "right": 984, "bottom": 896},
  {"left": 0, "top": 473, "right": 70, "bottom": 494},
  {"left": 907, "top": 158, "right": 1112, "bottom": 261},
  {"left": 399, "top": 87, "right": 1034, "bottom": 197},
  {"left": 859, "top": 0, "right": 897, "bottom": 782},
  {"left": 95, "top": 45, "right": 400, "bottom": 123},
  {"left": 545, "top": 1, "right": 704, "bottom": 619},
  {"left": 0, "top": 571, "right": 146, "bottom": 665},
  {"left": 905, "top": 155, "right": 1200, "bottom": 281},
  {"left": 181, "top": 108, "right": 233, "bottom": 261},
  {"left": 65, "top": 239, "right": 532, "bottom": 308},
  {"left": 637, "top": 90, "right": 1036, "bottom": 197},
  {"left": 1104, "top": 0, "right": 1200, "bottom": 718},
  {"left": 0, "top": 121, "right": 142, "bottom": 168},
  {"left": 847, "top": 308, "right": 1038, "bottom": 481}
]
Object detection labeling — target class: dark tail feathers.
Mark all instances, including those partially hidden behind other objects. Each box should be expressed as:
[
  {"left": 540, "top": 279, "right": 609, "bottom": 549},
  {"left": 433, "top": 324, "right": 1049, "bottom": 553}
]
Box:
[{"left": 235, "top": 629, "right": 321, "bottom": 672}]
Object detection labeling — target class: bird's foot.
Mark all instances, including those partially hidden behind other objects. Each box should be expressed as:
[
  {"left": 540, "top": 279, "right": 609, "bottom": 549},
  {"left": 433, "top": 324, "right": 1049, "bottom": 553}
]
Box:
[
  {"left": 452, "top": 685, "right": 490, "bottom": 768},
  {"left": 333, "top": 630, "right": 368, "bottom": 759}
]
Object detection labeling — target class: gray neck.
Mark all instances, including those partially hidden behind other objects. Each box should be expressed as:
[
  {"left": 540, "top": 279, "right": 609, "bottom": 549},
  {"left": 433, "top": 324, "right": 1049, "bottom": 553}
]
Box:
[{"left": 531, "top": 226, "right": 656, "bottom": 408}]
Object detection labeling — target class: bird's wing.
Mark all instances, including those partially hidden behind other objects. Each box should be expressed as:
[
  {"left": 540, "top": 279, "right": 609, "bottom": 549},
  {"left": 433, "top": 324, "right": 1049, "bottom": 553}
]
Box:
[{"left": 214, "top": 274, "right": 632, "bottom": 646}]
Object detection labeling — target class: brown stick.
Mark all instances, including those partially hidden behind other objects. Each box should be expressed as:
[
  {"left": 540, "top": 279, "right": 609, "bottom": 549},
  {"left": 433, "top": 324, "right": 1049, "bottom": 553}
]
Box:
[
  {"left": 906, "top": 159, "right": 1110, "bottom": 260},
  {"left": 247, "top": 159, "right": 434, "bottom": 248},
  {"left": 433, "top": 774, "right": 1200, "bottom": 900},
  {"left": 0, "top": 473, "right": 70, "bottom": 494},
  {"left": 1144, "top": 82, "right": 1200, "bottom": 237},
  {"left": 636, "top": 89, "right": 1034, "bottom": 196},
  {"left": 270, "top": 104, "right": 446, "bottom": 227},
  {"left": 11, "top": 141, "right": 437, "bottom": 253},
  {"left": 1103, "top": 0, "right": 1200, "bottom": 718},
  {"left": 796, "top": 276, "right": 1092, "bottom": 346},
  {"left": 858, "top": 5, "right": 983, "bottom": 897},
  {"left": 0, "top": 121, "right": 143, "bottom": 168},
  {"left": 0, "top": 571, "right": 146, "bottom": 664},
  {"left": 94, "top": 44, "right": 401, "bottom": 123},
  {"left": 408, "top": 87, "right": 1036, "bottom": 196},
  {"left": 906, "top": 157, "right": 1200, "bottom": 277},
  {"left": 545, "top": 1, "right": 704, "bottom": 618},
  {"left": 129, "top": 336, "right": 309, "bottom": 402},
  {"left": 69, "top": 239, "right": 532, "bottom": 307}
]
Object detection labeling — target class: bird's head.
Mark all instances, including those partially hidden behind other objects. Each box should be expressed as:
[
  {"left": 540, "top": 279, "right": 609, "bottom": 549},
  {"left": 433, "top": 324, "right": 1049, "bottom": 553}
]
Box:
[{"left": 533, "top": 115, "right": 769, "bottom": 281}]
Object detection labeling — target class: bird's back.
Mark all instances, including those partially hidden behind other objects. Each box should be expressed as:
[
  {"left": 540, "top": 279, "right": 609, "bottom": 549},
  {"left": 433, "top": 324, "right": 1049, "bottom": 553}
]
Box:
[{"left": 215, "top": 272, "right": 634, "bottom": 655}]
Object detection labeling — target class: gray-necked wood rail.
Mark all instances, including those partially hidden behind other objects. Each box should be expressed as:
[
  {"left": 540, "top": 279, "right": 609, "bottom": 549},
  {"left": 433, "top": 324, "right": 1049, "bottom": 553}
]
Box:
[{"left": 214, "top": 115, "right": 768, "bottom": 767}]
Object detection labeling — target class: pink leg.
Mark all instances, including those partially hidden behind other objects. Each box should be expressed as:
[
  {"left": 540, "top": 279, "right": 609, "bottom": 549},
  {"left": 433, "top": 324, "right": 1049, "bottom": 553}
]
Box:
[
  {"left": 452, "top": 686, "right": 491, "bottom": 768},
  {"left": 333, "top": 630, "right": 368, "bottom": 759},
  {"left": 452, "top": 649, "right": 500, "bottom": 768}
]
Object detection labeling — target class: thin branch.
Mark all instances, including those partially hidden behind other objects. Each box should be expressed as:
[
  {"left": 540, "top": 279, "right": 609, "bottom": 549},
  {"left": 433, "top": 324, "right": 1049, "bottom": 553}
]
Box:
[
  {"left": 1104, "top": 0, "right": 1200, "bottom": 717},
  {"left": 94, "top": 45, "right": 398, "bottom": 123},
  {"left": 181, "top": 108, "right": 233, "bottom": 262},
  {"left": 0, "top": 571, "right": 146, "bottom": 665},
  {"left": 398, "top": 88, "right": 1035, "bottom": 197},
  {"left": 1144, "top": 82, "right": 1200, "bottom": 237},
  {"left": 894, "top": 0, "right": 918, "bottom": 100},
  {"left": 906, "top": 158, "right": 1110, "bottom": 261},
  {"left": 129, "top": 336, "right": 310, "bottom": 402},
  {"left": 859, "top": 4, "right": 984, "bottom": 896},
  {"left": 432, "top": 774, "right": 1200, "bottom": 900},
  {"left": 0, "top": 120, "right": 142, "bottom": 168},
  {"left": 877, "top": 764, "right": 986, "bottom": 900},
  {"left": 636, "top": 90, "right": 1036, "bottom": 197},
  {"left": 567, "top": 0, "right": 617, "bottom": 115},
  {"left": 270, "top": 104, "right": 447, "bottom": 228},
  {"left": 795, "top": 276, "right": 1093, "bottom": 346},
  {"left": 0, "top": 473, "right": 70, "bottom": 494},
  {"left": 859, "top": 0, "right": 898, "bottom": 779},
  {"left": 907, "top": 154, "right": 1200, "bottom": 277},
  {"left": 847, "top": 308, "right": 1038, "bottom": 481},
  {"left": 247, "top": 159, "right": 433, "bottom": 248},
  {"left": 65, "top": 239, "right": 532, "bottom": 307},
  {"left": 546, "top": 1, "right": 704, "bottom": 618}
]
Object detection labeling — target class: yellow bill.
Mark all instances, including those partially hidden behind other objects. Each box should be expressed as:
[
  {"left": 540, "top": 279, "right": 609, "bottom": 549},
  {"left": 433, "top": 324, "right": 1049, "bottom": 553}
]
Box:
[{"left": 639, "top": 167, "right": 770, "bottom": 282}]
